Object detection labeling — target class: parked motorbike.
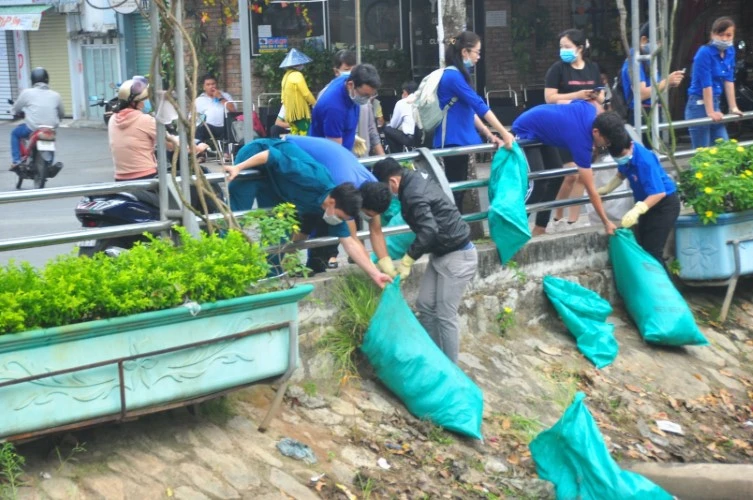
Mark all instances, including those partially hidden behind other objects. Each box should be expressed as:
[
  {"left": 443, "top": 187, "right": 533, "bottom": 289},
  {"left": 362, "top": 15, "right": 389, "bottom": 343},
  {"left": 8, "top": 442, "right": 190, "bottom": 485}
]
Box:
[
  {"left": 7, "top": 99, "right": 63, "bottom": 190},
  {"left": 75, "top": 165, "right": 225, "bottom": 257},
  {"left": 90, "top": 94, "right": 119, "bottom": 125}
]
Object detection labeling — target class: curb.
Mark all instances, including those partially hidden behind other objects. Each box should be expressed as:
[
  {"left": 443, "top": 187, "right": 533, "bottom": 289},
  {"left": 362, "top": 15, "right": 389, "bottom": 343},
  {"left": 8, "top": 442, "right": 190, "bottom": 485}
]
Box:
[{"left": 626, "top": 463, "right": 753, "bottom": 499}]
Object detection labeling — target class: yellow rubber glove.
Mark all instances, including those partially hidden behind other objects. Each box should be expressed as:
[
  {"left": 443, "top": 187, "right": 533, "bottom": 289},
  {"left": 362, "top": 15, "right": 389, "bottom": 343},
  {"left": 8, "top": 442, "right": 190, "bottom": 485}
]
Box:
[
  {"left": 396, "top": 255, "right": 415, "bottom": 280},
  {"left": 377, "top": 257, "right": 397, "bottom": 278},
  {"left": 621, "top": 201, "right": 649, "bottom": 228},
  {"left": 352, "top": 135, "right": 367, "bottom": 157},
  {"left": 597, "top": 175, "right": 623, "bottom": 195}
]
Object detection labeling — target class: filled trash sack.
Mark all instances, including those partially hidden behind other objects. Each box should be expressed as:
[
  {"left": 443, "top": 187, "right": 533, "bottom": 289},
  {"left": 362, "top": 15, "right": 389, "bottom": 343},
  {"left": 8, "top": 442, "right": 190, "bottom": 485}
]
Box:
[
  {"left": 530, "top": 392, "right": 673, "bottom": 500},
  {"left": 608, "top": 229, "right": 707, "bottom": 346},
  {"left": 361, "top": 277, "right": 483, "bottom": 439},
  {"left": 543, "top": 275, "right": 618, "bottom": 368},
  {"left": 488, "top": 143, "right": 531, "bottom": 264}
]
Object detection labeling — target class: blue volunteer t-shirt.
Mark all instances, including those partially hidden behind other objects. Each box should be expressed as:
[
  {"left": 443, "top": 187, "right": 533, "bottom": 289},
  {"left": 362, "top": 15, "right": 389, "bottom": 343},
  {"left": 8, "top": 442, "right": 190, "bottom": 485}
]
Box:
[
  {"left": 619, "top": 142, "right": 676, "bottom": 202},
  {"left": 309, "top": 75, "right": 360, "bottom": 151},
  {"left": 621, "top": 51, "right": 651, "bottom": 110},
  {"left": 687, "top": 44, "right": 735, "bottom": 97},
  {"left": 285, "top": 135, "right": 377, "bottom": 187},
  {"left": 433, "top": 66, "right": 491, "bottom": 147},
  {"left": 229, "top": 139, "right": 350, "bottom": 238},
  {"left": 511, "top": 100, "right": 597, "bottom": 168}
]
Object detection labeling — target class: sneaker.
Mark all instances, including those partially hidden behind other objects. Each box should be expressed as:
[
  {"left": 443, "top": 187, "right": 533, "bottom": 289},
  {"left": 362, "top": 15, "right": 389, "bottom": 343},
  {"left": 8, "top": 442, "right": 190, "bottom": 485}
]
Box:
[{"left": 545, "top": 218, "right": 566, "bottom": 234}]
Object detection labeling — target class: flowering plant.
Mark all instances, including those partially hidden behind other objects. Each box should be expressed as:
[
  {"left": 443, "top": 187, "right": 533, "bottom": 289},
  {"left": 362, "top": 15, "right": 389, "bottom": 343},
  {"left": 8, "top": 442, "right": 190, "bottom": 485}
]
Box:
[{"left": 678, "top": 139, "right": 753, "bottom": 224}]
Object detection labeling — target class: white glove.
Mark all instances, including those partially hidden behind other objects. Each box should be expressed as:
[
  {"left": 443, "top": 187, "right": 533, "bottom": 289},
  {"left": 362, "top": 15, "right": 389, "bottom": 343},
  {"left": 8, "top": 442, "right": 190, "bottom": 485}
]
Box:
[
  {"left": 597, "top": 175, "right": 623, "bottom": 195},
  {"left": 621, "top": 201, "right": 649, "bottom": 228}
]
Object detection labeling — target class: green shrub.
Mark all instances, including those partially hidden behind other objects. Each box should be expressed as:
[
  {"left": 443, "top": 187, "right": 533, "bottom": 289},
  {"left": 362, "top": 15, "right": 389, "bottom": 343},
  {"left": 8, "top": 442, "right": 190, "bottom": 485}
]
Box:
[{"left": 0, "top": 227, "right": 272, "bottom": 335}]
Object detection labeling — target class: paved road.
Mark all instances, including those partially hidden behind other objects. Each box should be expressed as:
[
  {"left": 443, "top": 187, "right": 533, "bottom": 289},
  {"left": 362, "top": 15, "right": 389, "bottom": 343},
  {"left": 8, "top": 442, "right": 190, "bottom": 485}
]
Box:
[{"left": 0, "top": 121, "right": 113, "bottom": 267}]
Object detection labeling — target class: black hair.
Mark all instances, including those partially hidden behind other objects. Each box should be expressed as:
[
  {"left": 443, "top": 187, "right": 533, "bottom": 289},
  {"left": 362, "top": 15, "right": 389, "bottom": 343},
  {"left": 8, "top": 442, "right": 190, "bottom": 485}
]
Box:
[
  {"left": 559, "top": 28, "right": 591, "bottom": 60},
  {"left": 349, "top": 64, "right": 381, "bottom": 90},
  {"left": 360, "top": 181, "right": 392, "bottom": 214},
  {"left": 202, "top": 74, "right": 217, "bottom": 84},
  {"left": 330, "top": 182, "right": 362, "bottom": 218},
  {"left": 593, "top": 111, "right": 631, "bottom": 157},
  {"left": 444, "top": 31, "right": 480, "bottom": 84},
  {"left": 711, "top": 16, "right": 735, "bottom": 35},
  {"left": 372, "top": 157, "right": 404, "bottom": 183},
  {"left": 639, "top": 22, "right": 650, "bottom": 40},
  {"left": 402, "top": 81, "right": 418, "bottom": 95},
  {"left": 333, "top": 50, "right": 357, "bottom": 70}
]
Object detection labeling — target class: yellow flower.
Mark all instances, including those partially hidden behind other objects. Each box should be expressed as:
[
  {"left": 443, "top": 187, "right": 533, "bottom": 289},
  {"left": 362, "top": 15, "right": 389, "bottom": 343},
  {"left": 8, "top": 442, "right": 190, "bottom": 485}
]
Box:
[
  {"left": 292, "top": 225, "right": 300, "bottom": 232},
  {"left": 731, "top": 138, "right": 738, "bottom": 143},
  {"left": 746, "top": 170, "right": 753, "bottom": 177},
  {"left": 737, "top": 146, "right": 746, "bottom": 153},
  {"left": 741, "top": 174, "right": 747, "bottom": 179},
  {"left": 276, "top": 212, "right": 284, "bottom": 219},
  {"left": 696, "top": 147, "right": 705, "bottom": 152},
  {"left": 705, "top": 210, "right": 714, "bottom": 218},
  {"left": 715, "top": 138, "right": 724, "bottom": 143},
  {"left": 709, "top": 148, "right": 718, "bottom": 155},
  {"left": 704, "top": 187, "right": 713, "bottom": 194},
  {"left": 504, "top": 307, "right": 513, "bottom": 314},
  {"left": 695, "top": 172, "right": 703, "bottom": 179},
  {"left": 702, "top": 162, "right": 710, "bottom": 168}
]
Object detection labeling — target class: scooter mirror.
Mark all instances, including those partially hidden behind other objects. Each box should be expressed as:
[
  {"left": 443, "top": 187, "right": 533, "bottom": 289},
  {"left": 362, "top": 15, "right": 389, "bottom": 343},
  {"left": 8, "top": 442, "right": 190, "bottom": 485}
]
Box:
[{"left": 738, "top": 40, "right": 746, "bottom": 51}]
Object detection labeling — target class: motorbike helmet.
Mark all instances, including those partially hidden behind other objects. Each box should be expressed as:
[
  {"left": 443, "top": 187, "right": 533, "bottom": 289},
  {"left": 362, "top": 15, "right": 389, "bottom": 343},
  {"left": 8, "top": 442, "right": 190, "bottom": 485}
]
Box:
[
  {"left": 117, "top": 75, "right": 150, "bottom": 108},
  {"left": 31, "top": 67, "right": 49, "bottom": 85}
]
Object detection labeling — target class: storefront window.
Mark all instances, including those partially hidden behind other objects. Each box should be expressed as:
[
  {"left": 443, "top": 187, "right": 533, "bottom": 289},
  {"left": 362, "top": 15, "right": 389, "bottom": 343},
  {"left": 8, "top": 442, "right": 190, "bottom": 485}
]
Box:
[
  {"left": 328, "top": 0, "right": 402, "bottom": 50},
  {"left": 251, "top": 1, "right": 326, "bottom": 55}
]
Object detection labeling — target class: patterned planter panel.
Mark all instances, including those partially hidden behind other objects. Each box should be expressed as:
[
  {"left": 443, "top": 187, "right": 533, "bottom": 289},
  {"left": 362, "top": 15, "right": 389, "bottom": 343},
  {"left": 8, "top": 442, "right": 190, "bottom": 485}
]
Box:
[
  {"left": 675, "top": 210, "right": 753, "bottom": 280},
  {"left": 0, "top": 285, "right": 313, "bottom": 439}
]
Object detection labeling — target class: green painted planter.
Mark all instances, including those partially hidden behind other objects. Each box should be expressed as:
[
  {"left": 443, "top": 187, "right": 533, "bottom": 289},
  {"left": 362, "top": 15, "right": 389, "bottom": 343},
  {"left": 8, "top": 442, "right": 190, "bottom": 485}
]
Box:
[{"left": 0, "top": 284, "right": 313, "bottom": 441}]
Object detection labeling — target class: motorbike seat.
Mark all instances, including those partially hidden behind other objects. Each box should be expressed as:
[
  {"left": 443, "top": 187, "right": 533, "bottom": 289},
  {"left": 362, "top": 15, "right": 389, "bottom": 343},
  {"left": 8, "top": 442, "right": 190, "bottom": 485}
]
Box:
[{"left": 118, "top": 190, "right": 160, "bottom": 208}]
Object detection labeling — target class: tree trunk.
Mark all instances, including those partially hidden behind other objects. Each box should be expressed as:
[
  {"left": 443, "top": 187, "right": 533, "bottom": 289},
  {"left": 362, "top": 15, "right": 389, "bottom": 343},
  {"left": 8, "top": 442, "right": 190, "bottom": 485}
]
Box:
[{"left": 441, "top": 0, "right": 467, "bottom": 48}]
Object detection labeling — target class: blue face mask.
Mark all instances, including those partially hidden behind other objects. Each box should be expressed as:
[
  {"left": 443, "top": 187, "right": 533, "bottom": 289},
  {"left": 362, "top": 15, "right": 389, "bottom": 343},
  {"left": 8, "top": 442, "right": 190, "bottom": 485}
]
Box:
[
  {"left": 560, "top": 48, "right": 577, "bottom": 63},
  {"left": 615, "top": 154, "right": 632, "bottom": 166},
  {"left": 141, "top": 99, "right": 152, "bottom": 114},
  {"left": 463, "top": 59, "right": 474, "bottom": 69},
  {"left": 710, "top": 38, "right": 733, "bottom": 51}
]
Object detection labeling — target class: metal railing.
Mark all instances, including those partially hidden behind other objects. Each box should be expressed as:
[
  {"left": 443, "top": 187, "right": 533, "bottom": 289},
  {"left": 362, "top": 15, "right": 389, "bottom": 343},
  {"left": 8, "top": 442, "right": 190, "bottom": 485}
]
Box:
[{"left": 2, "top": 112, "right": 753, "bottom": 254}]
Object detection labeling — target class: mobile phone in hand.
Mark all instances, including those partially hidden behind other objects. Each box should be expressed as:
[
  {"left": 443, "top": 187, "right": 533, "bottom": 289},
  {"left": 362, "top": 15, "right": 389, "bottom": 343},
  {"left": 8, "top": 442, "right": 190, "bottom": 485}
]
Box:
[{"left": 593, "top": 86, "right": 605, "bottom": 92}]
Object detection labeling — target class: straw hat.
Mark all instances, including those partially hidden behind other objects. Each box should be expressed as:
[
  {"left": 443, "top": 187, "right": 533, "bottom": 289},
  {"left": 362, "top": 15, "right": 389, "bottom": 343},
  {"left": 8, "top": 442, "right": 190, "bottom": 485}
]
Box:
[{"left": 279, "top": 48, "right": 313, "bottom": 69}]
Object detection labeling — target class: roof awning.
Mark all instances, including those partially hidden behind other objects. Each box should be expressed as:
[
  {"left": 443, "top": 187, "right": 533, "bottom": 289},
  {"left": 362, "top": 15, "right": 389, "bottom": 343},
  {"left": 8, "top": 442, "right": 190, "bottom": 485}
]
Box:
[{"left": 0, "top": 5, "right": 53, "bottom": 31}]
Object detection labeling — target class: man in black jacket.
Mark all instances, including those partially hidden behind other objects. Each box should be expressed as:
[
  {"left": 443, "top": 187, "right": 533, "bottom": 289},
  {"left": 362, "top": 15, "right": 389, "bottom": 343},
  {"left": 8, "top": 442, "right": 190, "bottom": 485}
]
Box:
[{"left": 366, "top": 158, "right": 477, "bottom": 364}]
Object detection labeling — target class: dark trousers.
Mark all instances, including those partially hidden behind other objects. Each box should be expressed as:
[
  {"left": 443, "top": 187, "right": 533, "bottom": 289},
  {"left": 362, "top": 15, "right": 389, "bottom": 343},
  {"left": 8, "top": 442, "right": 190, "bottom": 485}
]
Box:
[
  {"left": 442, "top": 151, "right": 470, "bottom": 210},
  {"left": 522, "top": 144, "right": 565, "bottom": 228},
  {"left": 196, "top": 123, "right": 226, "bottom": 144},
  {"left": 636, "top": 192, "right": 680, "bottom": 267},
  {"left": 384, "top": 126, "right": 414, "bottom": 153},
  {"left": 303, "top": 214, "right": 339, "bottom": 273}
]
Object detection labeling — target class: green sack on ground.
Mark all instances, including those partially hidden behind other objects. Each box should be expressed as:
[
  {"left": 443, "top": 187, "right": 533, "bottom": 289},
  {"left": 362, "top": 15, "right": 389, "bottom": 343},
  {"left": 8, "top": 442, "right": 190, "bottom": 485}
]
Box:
[
  {"left": 530, "top": 392, "right": 673, "bottom": 500},
  {"left": 608, "top": 229, "right": 707, "bottom": 346},
  {"left": 361, "top": 277, "right": 484, "bottom": 439},
  {"left": 371, "top": 197, "right": 416, "bottom": 263},
  {"left": 488, "top": 143, "right": 531, "bottom": 264},
  {"left": 543, "top": 275, "right": 618, "bottom": 369}
]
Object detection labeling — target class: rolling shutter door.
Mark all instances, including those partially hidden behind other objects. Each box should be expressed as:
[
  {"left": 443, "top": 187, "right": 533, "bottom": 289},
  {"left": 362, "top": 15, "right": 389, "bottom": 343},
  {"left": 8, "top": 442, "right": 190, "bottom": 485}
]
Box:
[
  {"left": 0, "top": 32, "right": 17, "bottom": 120},
  {"left": 28, "top": 12, "right": 72, "bottom": 116},
  {"left": 132, "top": 14, "right": 151, "bottom": 77}
]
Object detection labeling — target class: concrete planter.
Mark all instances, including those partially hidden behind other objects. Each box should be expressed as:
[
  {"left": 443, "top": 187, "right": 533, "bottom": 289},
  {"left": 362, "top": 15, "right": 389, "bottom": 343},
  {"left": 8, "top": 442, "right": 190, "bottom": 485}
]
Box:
[
  {"left": 0, "top": 284, "right": 313, "bottom": 440},
  {"left": 675, "top": 210, "right": 753, "bottom": 280}
]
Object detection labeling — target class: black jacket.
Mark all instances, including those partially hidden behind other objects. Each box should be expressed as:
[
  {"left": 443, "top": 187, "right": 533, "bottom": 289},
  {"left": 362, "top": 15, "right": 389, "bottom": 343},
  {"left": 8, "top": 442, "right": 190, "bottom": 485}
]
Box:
[{"left": 399, "top": 169, "right": 471, "bottom": 260}]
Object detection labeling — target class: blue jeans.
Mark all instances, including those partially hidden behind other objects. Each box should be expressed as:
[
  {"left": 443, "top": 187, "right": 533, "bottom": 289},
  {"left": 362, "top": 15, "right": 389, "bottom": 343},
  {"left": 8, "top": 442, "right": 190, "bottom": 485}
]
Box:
[
  {"left": 11, "top": 123, "right": 32, "bottom": 164},
  {"left": 685, "top": 95, "right": 728, "bottom": 148}
]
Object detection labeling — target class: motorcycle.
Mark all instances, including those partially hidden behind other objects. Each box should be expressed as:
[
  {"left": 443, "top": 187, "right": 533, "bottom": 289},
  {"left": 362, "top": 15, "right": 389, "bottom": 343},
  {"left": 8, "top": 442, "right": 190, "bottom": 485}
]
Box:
[
  {"left": 75, "top": 164, "right": 225, "bottom": 257},
  {"left": 8, "top": 99, "right": 63, "bottom": 190},
  {"left": 89, "top": 94, "right": 119, "bottom": 125}
]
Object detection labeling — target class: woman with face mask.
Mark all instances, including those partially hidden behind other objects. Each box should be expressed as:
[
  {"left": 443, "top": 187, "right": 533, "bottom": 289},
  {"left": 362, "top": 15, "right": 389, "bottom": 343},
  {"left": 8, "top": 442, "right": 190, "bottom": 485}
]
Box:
[
  {"left": 685, "top": 16, "right": 743, "bottom": 148},
  {"left": 592, "top": 112, "right": 679, "bottom": 269},
  {"left": 543, "top": 29, "right": 604, "bottom": 234},
  {"left": 435, "top": 31, "right": 514, "bottom": 211}
]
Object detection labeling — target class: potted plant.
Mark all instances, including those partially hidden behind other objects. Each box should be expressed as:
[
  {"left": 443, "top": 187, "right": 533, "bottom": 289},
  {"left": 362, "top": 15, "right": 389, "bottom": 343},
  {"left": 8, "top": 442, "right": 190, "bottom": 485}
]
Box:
[
  {"left": 0, "top": 203, "right": 313, "bottom": 441},
  {"left": 675, "top": 139, "right": 753, "bottom": 280}
]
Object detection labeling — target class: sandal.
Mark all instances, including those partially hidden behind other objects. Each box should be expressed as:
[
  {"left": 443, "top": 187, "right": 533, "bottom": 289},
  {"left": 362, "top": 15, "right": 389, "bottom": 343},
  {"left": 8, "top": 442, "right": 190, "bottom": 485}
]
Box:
[{"left": 327, "top": 258, "right": 339, "bottom": 269}]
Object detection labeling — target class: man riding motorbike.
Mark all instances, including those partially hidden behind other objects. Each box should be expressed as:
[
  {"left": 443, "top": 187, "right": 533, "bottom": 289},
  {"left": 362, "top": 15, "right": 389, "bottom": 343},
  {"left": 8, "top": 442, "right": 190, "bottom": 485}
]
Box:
[{"left": 10, "top": 67, "right": 64, "bottom": 172}]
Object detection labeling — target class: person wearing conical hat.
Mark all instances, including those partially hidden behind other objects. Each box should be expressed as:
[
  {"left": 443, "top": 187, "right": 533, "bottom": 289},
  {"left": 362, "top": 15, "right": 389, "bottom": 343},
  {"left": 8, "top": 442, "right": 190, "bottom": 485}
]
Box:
[{"left": 280, "top": 48, "right": 316, "bottom": 136}]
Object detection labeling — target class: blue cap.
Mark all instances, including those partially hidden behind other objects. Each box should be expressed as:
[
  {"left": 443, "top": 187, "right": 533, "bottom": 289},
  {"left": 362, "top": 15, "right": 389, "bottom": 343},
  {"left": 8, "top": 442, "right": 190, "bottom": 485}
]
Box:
[{"left": 279, "top": 48, "right": 313, "bottom": 69}]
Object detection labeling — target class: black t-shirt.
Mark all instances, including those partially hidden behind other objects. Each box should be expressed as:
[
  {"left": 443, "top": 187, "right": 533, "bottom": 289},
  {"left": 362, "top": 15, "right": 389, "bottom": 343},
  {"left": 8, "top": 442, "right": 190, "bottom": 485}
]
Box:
[{"left": 544, "top": 60, "right": 601, "bottom": 94}]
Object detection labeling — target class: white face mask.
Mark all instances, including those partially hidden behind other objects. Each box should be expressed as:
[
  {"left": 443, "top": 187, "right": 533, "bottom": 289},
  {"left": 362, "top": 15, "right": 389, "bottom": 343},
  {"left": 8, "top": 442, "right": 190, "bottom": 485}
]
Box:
[{"left": 323, "top": 209, "right": 343, "bottom": 226}]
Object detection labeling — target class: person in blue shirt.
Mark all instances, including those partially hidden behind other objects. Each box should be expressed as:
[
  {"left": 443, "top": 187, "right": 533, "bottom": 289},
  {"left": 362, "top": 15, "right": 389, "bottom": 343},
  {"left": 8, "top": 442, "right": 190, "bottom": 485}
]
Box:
[
  {"left": 309, "top": 63, "right": 381, "bottom": 152},
  {"left": 512, "top": 100, "right": 616, "bottom": 236},
  {"left": 223, "top": 138, "right": 392, "bottom": 288},
  {"left": 284, "top": 135, "right": 394, "bottom": 276},
  {"left": 436, "top": 31, "right": 515, "bottom": 209},
  {"left": 593, "top": 112, "right": 679, "bottom": 267},
  {"left": 621, "top": 23, "right": 685, "bottom": 128},
  {"left": 685, "top": 16, "right": 743, "bottom": 148}
]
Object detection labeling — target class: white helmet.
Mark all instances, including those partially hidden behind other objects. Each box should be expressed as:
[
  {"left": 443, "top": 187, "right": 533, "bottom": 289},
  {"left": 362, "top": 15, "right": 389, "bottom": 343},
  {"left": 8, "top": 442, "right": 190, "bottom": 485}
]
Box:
[{"left": 118, "top": 75, "right": 149, "bottom": 105}]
